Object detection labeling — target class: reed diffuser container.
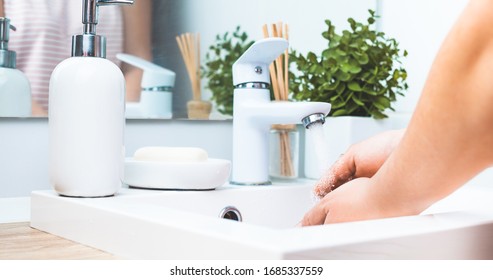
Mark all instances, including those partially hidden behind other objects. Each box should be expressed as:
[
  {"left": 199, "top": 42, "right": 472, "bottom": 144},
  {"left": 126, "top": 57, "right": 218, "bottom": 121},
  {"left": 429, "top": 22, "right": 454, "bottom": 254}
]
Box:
[
  {"left": 176, "top": 32, "right": 211, "bottom": 119},
  {"left": 187, "top": 99, "right": 211, "bottom": 119},
  {"left": 269, "top": 124, "right": 299, "bottom": 179}
]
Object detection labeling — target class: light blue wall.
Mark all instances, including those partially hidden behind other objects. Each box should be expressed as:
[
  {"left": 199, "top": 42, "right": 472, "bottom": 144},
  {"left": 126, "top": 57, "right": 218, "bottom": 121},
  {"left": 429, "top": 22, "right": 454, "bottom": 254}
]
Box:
[{"left": 0, "top": 118, "right": 233, "bottom": 197}]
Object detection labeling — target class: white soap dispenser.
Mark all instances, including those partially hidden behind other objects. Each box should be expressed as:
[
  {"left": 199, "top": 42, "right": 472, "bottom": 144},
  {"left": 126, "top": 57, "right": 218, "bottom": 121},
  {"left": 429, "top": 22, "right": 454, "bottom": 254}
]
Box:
[
  {"left": 0, "top": 18, "right": 31, "bottom": 117},
  {"left": 116, "top": 53, "right": 176, "bottom": 119},
  {"left": 49, "top": 0, "right": 133, "bottom": 197}
]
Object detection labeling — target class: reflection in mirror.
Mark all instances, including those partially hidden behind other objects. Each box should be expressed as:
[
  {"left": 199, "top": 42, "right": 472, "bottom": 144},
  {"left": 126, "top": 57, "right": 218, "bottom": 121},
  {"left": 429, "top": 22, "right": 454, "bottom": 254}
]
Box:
[
  {"left": 0, "top": 0, "right": 376, "bottom": 119},
  {"left": 0, "top": 0, "right": 152, "bottom": 118}
]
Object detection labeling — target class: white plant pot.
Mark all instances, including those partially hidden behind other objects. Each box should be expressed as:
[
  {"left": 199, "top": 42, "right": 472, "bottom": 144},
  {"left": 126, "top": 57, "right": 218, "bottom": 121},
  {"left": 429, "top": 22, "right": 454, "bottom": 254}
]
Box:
[{"left": 304, "top": 114, "right": 411, "bottom": 179}]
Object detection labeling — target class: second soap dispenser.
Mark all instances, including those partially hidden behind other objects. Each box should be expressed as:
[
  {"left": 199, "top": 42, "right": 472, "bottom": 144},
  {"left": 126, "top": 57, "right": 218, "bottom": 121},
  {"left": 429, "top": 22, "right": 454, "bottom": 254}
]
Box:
[
  {"left": 49, "top": 0, "right": 133, "bottom": 197},
  {"left": 0, "top": 18, "right": 31, "bottom": 117}
]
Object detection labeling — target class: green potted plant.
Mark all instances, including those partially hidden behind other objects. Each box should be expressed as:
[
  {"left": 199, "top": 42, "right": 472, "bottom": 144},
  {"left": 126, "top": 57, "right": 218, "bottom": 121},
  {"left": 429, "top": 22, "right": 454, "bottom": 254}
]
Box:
[
  {"left": 202, "top": 26, "right": 254, "bottom": 117},
  {"left": 290, "top": 10, "right": 408, "bottom": 119},
  {"left": 290, "top": 10, "right": 410, "bottom": 178}
]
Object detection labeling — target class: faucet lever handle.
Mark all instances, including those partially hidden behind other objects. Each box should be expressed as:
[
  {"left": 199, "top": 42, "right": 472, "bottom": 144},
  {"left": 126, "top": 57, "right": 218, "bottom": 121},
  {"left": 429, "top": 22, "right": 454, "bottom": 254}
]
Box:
[{"left": 232, "top": 38, "right": 288, "bottom": 87}]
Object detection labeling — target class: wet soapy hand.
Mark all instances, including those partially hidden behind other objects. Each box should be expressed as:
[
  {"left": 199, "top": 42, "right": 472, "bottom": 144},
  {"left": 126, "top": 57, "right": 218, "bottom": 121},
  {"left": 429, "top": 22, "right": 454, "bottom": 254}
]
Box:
[
  {"left": 313, "top": 129, "right": 405, "bottom": 199},
  {"left": 301, "top": 129, "right": 405, "bottom": 226},
  {"left": 301, "top": 177, "right": 389, "bottom": 225}
]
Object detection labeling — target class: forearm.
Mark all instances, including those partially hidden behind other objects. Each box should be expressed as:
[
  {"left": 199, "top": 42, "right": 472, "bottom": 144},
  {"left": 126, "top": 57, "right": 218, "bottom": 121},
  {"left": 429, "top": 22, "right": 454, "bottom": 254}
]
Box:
[{"left": 370, "top": 0, "right": 493, "bottom": 216}]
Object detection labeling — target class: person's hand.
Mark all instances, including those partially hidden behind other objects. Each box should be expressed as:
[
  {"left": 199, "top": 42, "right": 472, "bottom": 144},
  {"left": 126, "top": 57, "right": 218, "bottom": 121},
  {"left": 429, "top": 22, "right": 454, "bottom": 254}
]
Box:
[
  {"left": 300, "top": 129, "right": 409, "bottom": 226},
  {"left": 302, "top": 177, "right": 388, "bottom": 225},
  {"left": 313, "top": 129, "right": 405, "bottom": 199}
]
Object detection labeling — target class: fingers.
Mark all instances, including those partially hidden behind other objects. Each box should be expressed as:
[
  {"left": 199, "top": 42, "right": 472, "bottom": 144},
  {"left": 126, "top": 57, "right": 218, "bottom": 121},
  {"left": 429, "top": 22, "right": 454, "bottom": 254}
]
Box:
[
  {"left": 313, "top": 152, "right": 356, "bottom": 198},
  {"left": 300, "top": 196, "right": 331, "bottom": 226},
  {"left": 302, "top": 178, "right": 373, "bottom": 226}
]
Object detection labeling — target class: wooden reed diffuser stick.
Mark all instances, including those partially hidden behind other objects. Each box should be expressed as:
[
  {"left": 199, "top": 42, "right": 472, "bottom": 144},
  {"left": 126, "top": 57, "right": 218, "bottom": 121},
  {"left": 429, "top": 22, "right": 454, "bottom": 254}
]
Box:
[
  {"left": 176, "top": 32, "right": 201, "bottom": 101},
  {"left": 284, "top": 24, "right": 289, "bottom": 101},
  {"left": 263, "top": 22, "right": 295, "bottom": 177}
]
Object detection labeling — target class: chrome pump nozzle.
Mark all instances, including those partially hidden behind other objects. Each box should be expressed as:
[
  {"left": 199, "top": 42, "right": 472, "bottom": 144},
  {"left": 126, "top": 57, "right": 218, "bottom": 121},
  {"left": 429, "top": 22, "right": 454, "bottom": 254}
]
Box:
[
  {"left": 0, "top": 17, "right": 16, "bottom": 68},
  {"left": 73, "top": 0, "right": 134, "bottom": 58}
]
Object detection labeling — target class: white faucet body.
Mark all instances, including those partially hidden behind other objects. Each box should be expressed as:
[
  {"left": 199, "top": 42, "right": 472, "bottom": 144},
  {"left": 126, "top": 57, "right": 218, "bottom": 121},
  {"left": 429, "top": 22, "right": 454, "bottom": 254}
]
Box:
[
  {"left": 232, "top": 88, "right": 331, "bottom": 185},
  {"left": 231, "top": 38, "right": 331, "bottom": 185}
]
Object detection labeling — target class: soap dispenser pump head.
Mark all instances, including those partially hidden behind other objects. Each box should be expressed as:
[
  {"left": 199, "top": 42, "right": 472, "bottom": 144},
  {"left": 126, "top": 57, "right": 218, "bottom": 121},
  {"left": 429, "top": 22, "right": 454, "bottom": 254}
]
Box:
[
  {"left": 72, "top": 0, "right": 133, "bottom": 58},
  {"left": 0, "top": 17, "right": 17, "bottom": 69}
]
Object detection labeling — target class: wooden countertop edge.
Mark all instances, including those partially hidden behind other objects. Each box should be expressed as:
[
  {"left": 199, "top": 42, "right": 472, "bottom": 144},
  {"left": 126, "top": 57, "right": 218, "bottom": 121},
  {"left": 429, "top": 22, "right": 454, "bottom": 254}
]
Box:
[{"left": 0, "top": 222, "right": 117, "bottom": 260}]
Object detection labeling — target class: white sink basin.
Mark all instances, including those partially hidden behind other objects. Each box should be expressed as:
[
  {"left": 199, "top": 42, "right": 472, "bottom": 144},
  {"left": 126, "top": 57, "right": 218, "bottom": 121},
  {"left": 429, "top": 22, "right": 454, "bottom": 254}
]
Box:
[
  {"left": 30, "top": 180, "right": 493, "bottom": 259},
  {"left": 116, "top": 182, "right": 314, "bottom": 229}
]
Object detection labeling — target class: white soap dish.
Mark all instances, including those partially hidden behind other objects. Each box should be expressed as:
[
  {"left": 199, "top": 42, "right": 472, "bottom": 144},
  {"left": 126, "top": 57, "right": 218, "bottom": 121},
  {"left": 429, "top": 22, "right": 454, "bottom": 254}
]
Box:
[{"left": 123, "top": 158, "right": 231, "bottom": 190}]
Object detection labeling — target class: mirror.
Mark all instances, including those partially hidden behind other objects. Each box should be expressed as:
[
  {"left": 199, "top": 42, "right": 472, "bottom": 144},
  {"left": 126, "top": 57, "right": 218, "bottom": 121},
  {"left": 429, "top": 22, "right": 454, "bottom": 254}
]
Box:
[{"left": 0, "top": 0, "right": 376, "bottom": 119}]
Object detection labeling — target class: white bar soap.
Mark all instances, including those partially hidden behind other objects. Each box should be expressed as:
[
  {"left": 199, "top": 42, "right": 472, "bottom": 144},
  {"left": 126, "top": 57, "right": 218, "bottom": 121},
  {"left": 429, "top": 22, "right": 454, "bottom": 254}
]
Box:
[{"left": 133, "top": 147, "right": 208, "bottom": 162}]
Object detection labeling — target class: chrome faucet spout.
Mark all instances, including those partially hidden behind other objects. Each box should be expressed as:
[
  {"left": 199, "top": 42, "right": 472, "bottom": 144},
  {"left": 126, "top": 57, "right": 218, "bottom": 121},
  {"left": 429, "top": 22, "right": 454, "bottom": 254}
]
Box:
[{"left": 302, "top": 113, "right": 326, "bottom": 129}]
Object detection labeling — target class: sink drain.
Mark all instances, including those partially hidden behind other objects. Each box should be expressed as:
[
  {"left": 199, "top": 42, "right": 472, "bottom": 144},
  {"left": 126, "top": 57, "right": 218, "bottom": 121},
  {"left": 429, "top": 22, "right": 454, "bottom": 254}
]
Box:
[{"left": 219, "top": 206, "right": 242, "bottom": 222}]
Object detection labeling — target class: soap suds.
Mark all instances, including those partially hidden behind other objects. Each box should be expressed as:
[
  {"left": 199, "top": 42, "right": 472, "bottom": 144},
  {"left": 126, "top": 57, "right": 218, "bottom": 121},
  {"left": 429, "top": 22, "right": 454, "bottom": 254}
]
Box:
[
  {"left": 310, "top": 190, "right": 322, "bottom": 204},
  {"left": 312, "top": 156, "right": 354, "bottom": 199}
]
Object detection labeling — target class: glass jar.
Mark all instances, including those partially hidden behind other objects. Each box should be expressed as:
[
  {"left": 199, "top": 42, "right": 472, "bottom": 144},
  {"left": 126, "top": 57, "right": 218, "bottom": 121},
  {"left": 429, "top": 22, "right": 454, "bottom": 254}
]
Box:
[{"left": 269, "top": 124, "right": 299, "bottom": 180}]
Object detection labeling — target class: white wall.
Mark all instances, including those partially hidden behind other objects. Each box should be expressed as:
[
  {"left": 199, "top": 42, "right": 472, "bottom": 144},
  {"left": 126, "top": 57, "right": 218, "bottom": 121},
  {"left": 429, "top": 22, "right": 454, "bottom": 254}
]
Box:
[
  {"left": 184, "top": 0, "right": 376, "bottom": 55},
  {"left": 379, "top": 0, "right": 468, "bottom": 113}
]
